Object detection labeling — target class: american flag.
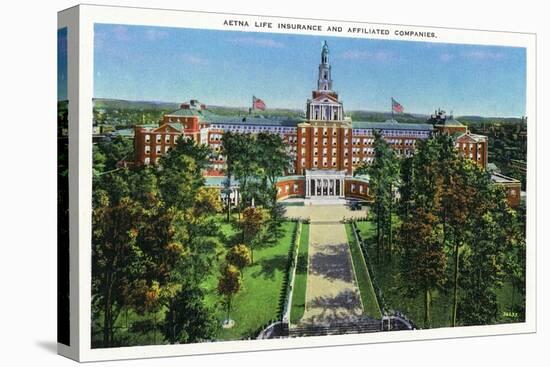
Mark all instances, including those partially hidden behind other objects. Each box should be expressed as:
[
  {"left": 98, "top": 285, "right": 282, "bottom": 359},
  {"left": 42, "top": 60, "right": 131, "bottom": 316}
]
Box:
[
  {"left": 391, "top": 97, "right": 404, "bottom": 113},
  {"left": 253, "top": 96, "right": 266, "bottom": 111}
]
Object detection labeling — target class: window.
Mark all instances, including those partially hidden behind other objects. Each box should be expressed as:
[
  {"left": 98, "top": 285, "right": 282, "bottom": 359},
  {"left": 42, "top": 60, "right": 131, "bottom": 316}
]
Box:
[
  {"left": 294, "top": 184, "right": 299, "bottom": 192},
  {"left": 165, "top": 135, "right": 170, "bottom": 143},
  {"left": 156, "top": 146, "right": 161, "bottom": 154},
  {"left": 156, "top": 134, "right": 161, "bottom": 143},
  {"left": 351, "top": 184, "right": 355, "bottom": 192},
  {"left": 145, "top": 145, "right": 151, "bottom": 154},
  {"left": 144, "top": 157, "right": 150, "bottom": 165},
  {"left": 165, "top": 146, "right": 170, "bottom": 153},
  {"left": 145, "top": 134, "right": 151, "bottom": 143}
]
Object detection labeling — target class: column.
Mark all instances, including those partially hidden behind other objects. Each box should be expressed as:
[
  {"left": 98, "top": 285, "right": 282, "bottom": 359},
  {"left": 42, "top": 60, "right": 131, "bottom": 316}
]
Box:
[{"left": 340, "top": 179, "right": 344, "bottom": 198}]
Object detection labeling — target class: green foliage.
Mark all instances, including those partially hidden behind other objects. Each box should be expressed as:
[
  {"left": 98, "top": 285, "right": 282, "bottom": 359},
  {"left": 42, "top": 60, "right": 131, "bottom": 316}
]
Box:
[
  {"left": 162, "top": 283, "right": 219, "bottom": 344},
  {"left": 222, "top": 131, "right": 291, "bottom": 210},
  {"left": 226, "top": 244, "right": 252, "bottom": 271},
  {"left": 204, "top": 221, "right": 297, "bottom": 340},
  {"left": 396, "top": 134, "right": 525, "bottom": 328},
  {"left": 345, "top": 223, "right": 383, "bottom": 318},
  {"left": 91, "top": 135, "right": 224, "bottom": 347},
  {"left": 217, "top": 263, "right": 242, "bottom": 319},
  {"left": 357, "top": 131, "right": 400, "bottom": 262},
  {"left": 290, "top": 223, "right": 309, "bottom": 324}
]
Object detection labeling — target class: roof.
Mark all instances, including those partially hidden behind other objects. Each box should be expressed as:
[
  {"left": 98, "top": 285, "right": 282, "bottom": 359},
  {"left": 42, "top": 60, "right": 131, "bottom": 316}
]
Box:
[
  {"left": 204, "top": 176, "right": 239, "bottom": 187},
  {"left": 456, "top": 131, "right": 488, "bottom": 143},
  {"left": 434, "top": 117, "right": 464, "bottom": 127},
  {"left": 208, "top": 115, "right": 300, "bottom": 127},
  {"left": 110, "top": 128, "right": 134, "bottom": 137},
  {"left": 350, "top": 174, "right": 370, "bottom": 184},
  {"left": 352, "top": 120, "right": 434, "bottom": 131},
  {"left": 167, "top": 122, "right": 184, "bottom": 131},
  {"left": 491, "top": 172, "right": 520, "bottom": 184},
  {"left": 487, "top": 163, "right": 500, "bottom": 173},
  {"left": 276, "top": 175, "right": 305, "bottom": 183}
]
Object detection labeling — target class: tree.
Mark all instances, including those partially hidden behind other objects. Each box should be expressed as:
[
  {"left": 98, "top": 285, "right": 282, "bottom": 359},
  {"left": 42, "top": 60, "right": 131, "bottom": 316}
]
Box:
[
  {"left": 222, "top": 132, "right": 260, "bottom": 214},
  {"left": 458, "top": 183, "right": 522, "bottom": 325},
  {"left": 162, "top": 283, "right": 219, "bottom": 344},
  {"left": 96, "top": 135, "right": 134, "bottom": 172},
  {"left": 194, "top": 187, "right": 223, "bottom": 217},
  {"left": 240, "top": 207, "right": 268, "bottom": 263},
  {"left": 217, "top": 264, "right": 242, "bottom": 321},
  {"left": 256, "top": 132, "right": 291, "bottom": 204},
  {"left": 360, "top": 131, "right": 399, "bottom": 262},
  {"left": 400, "top": 207, "right": 446, "bottom": 328},
  {"left": 226, "top": 244, "right": 252, "bottom": 275},
  {"left": 92, "top": 195, "right": 144, "bottom": 347}
]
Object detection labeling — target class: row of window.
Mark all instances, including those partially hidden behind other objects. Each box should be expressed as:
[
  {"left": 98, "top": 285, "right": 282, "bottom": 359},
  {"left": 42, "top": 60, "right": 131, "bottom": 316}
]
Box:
[
  {"left": 144, "top": 145, "right": 171, "bottom": 155},
  {"left": 350, "top": 183, "right": 368, "bottom": 194},
  {"left": 457, "top": 142, "right": 482, "bottom": 150},
  {"left": 277, "top": 183, "right": 300, "bottom": 195},
  {"left": 144, "top": 134, "right": 177, "bottom": 144}
]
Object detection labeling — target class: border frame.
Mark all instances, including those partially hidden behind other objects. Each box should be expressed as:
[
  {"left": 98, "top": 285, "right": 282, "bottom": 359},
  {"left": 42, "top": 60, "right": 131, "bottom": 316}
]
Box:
[{"left": 58, "top": 4, "right": 537, "bottom": 362}]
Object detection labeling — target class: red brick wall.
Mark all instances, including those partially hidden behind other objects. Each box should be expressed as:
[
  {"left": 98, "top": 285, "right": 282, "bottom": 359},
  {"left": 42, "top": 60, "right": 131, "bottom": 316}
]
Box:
[
  {"left": 275, "top": 178, "right": 306, "bottom": 200},
  {"left": 344, "top": 179, "right": 371, "bottom": 200}
]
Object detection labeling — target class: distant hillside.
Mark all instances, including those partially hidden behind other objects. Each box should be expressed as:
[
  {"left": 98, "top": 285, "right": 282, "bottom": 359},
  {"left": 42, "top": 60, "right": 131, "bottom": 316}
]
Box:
[
  {"left": 93, "top": 98, "right": 179, "bottom": 111},
  {"left": 457, "top": 116, "right": 525, "bottom": 125},
  {"left": 92, "top": 99, "right": 525, "bottom": 126},
  {"left": 348, "top": 110, "right": 429, "bottom": 124}
]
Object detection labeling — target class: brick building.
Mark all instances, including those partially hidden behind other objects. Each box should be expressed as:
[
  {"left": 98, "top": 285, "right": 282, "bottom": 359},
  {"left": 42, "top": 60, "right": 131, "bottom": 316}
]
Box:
[{"left": 132, "top": 42, "right": 518, "bottom": 206}]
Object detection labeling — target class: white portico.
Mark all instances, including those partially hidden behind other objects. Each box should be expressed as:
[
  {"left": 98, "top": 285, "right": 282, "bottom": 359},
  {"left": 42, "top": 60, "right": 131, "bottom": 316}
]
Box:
[{"left": 305, "top": 169, "right": 346, "bottom": 199}]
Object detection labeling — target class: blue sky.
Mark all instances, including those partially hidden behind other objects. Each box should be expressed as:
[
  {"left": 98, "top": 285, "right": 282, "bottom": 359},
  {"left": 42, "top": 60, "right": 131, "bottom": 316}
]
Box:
[
  {"left": 58, "top": 27, "right": 67, "bottom": 101},
  {"left": 94, "top": 24, "right": 526, "bottom": 117}
]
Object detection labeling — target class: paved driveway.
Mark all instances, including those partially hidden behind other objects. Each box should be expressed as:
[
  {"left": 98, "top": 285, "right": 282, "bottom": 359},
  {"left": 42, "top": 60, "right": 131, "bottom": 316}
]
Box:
[
  {"left": 286, "top": 204, "right": 366, "bottom": 326},
  {"left": 284, "top": 204, "right": 368, "bottom": 222}
]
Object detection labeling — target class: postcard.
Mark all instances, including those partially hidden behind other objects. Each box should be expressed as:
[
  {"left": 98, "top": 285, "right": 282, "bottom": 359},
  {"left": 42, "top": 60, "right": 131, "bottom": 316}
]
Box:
[{"left": 57, "top": 4, "right": 536, "bottom": 361}]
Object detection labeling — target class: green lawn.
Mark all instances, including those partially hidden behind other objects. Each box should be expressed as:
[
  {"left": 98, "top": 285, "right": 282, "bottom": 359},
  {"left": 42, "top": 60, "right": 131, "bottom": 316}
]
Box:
[
  {"left": 345, "top": 223, "right": 382, "bottom": 319},
  {"left": 290, "top": 223, "right": 310, "bottom": 324},
  {"left": 356, "top": 218, "right": 524, "bottom": 328},
  {"left": 203, "top": 221, "right": 297, "bottom": 340}
]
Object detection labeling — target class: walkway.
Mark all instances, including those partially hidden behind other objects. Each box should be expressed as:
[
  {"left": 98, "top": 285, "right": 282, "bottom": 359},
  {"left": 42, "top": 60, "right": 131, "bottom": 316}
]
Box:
[{"left": 286, "top": 204, "right": 367, "bottom": 326}]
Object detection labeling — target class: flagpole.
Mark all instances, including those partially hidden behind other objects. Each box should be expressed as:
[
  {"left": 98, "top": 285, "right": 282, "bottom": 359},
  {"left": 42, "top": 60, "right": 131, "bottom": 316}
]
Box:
[{"left": 391, "top": 97, "right": 394, "bottom": 121}]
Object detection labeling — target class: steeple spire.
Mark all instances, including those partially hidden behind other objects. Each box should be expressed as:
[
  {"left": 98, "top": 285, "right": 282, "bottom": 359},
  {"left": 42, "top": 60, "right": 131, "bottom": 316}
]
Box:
[
  {"left": 321, "top": 40, "right": 329, "bottom": 64},
  {"left": 318, "top": 41, "right": 332, "bottom": 91}
]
